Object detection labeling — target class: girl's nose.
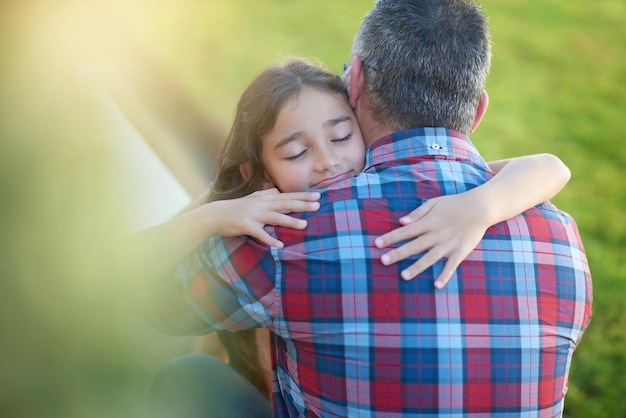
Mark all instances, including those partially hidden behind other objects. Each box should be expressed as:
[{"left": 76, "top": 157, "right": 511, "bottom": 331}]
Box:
[{"left": 314, "top": 146, "right": 339, "bottom": 171}]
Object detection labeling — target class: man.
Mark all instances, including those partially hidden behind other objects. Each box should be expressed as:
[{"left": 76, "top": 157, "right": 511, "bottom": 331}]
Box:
[{"left": 148, "top": 0, "right": 592, "bottom": 416}]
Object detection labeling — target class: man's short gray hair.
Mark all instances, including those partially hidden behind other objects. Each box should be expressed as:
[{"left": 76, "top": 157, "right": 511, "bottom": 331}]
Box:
[{"left": 352, "top": 0, "right": 492, "bottom": 133}]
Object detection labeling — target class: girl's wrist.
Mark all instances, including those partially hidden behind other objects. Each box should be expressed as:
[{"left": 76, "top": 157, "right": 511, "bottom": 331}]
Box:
[
  {"left": 465, "top": 186, "right": 501, "bottom": 230},
  {"left": 192, "top": 201, "right": 220, "bottom": 238}
]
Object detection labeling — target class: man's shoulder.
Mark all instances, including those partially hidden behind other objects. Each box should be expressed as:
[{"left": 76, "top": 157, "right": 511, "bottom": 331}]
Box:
[
  {"left": 489, "top": 201, "right": 587, "bottom": 252},
  {"left": 527, "top": 201, "right": 581, "bottom": 228},
  {"left": 202, "top": 232, "right": 274, "bottom": 270}
]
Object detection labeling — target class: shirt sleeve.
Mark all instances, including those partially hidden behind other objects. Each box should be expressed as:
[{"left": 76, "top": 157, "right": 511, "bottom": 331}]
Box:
[{"left": 147, "top": 233, "right": 277, "bottom": 336}]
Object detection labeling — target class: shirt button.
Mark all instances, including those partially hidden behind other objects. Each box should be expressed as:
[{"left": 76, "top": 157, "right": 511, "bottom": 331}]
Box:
[{"left": 431, "top": 144, "right": 441, "bottom": 150}]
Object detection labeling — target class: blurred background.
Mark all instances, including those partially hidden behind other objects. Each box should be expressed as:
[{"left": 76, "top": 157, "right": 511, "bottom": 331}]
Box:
[{"left": 0, "top": 0, "right": 623, "bottom": 417}]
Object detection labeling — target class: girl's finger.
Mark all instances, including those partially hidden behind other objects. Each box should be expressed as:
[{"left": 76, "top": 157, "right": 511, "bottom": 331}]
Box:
[
  {"left": 263, "top": 213, "right": 308, "bottom": 230},
  {"left": 399, "top": 246, "right": 448, "bottom": 281},
  {"left": 399, "top": 199, "right": 437, "bottom": 224},
  {"left": 434, "top": 253, "right": 464, "bottom": 289},
  {"left": 276, "top": 191, "right": 321, "bottom": 201},
  {"left": 375, "top": 223, "right": 429, "bottom": 248},
  {"left": 380, "top": 236, "right": 430, "bottom": 266},
  {"left": 249, "top": 229, "right": 284, "bottom": 249},
  {"left": 270, "top": 200, "right": 320, "bottom": 214}
]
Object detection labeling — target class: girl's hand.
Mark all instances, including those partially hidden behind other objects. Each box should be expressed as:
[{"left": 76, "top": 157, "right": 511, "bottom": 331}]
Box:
[
  {"left": 210, "top": 188, "right": 320, "bottom": 248},
  {"left": 374, "top": 153, "right": 570, "bottom": 289},
  {"left": 374, "top": 193, "right": 490, "bottom": 289}
]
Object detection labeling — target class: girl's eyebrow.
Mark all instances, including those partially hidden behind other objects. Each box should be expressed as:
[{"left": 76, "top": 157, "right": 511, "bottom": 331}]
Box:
[
  {"left": 325, "top": 115, "right": 352, "bottom": 127},
  {"left": 275, "top": 132, "right": 303, "bottom": 149}
]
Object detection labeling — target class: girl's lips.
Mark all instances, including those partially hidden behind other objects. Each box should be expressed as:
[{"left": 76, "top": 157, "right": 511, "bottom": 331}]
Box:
[{"left": 312, "top": 171, "right": 353, "bottom": 189}]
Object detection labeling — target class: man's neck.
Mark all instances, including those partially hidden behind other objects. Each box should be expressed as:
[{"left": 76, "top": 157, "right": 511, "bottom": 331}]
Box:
[
  {"left": 356, "top": 109, "right": 391, "bottom": 149},
  {"left": 363, "top": 129, "right": 389, "bottom": 149}
]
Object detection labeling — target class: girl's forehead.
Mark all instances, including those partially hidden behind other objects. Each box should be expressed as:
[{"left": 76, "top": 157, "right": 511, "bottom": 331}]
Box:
[{"left": 280, "top": 87, "right": 349, "bottom": 112}]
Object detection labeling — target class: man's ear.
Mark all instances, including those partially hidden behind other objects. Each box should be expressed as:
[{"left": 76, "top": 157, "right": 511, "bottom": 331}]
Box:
[
  {"left": 470, "top": 90, "right": 489, "bottom": 133},
  {"left": 348, "top": 56, "right": 365, "bottom": 109}
]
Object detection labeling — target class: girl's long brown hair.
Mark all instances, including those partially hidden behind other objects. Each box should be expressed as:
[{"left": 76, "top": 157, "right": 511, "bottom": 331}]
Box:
[{"left": 210, "top": 58, "right": 349, "bottom": 400}]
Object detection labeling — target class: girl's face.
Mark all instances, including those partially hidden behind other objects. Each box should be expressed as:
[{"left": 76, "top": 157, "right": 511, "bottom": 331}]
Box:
[{"left": 260, "top": 87, "right": 366, "bottom": 192}]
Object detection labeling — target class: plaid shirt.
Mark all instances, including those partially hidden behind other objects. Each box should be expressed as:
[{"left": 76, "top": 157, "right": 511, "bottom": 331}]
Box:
[{"left": 153, "top": 128, "right": 592, "bottom": 417}]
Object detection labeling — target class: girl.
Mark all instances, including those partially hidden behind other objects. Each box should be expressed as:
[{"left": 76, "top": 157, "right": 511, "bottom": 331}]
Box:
[{"left": 145, "top": 58, "right": 570, "bottom": 416}]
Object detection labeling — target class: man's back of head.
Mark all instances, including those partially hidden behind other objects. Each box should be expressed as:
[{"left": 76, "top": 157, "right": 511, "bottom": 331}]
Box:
[{"left": 352, "top": 0, "right": 491, "bottom": 134}]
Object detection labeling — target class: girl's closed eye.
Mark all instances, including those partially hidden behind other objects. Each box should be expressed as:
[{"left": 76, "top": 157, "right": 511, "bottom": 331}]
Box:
[
  {"left": 285, "top": 148, "right": 307, "bottom": 161},
  {"left": 332, "top": 133, "right": 353, "bottom": 143}
]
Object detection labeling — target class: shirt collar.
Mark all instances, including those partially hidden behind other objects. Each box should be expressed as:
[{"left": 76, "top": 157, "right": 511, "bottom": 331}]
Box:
[{"left": 364, "top": 127, "right": 487, "bottom": 170}]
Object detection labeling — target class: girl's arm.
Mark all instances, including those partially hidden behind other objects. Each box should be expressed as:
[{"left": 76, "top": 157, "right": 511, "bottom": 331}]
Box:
[
  {"left": 374, "top": 153, "right": 570, "bottom": 288},
  {"left": 133, "top": 188, "right": 320, "bottom": 276}
]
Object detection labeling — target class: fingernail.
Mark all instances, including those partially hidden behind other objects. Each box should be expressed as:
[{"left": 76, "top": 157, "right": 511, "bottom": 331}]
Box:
[
  {"left": 298, "top": 220, "right": 307, "bottom": 228},
  {"left": 399, "top": 216, "right": 411, "bottom": 224},
  {"left": 401, "top": 270, "right": 411, "bottom": 280},
  {"left": 375, "top": 238, "right": 384, "bottom": 248},
  {"left": 381, "top": 254, "right": 390, "bottom": 265},
  {"left": 434, "top": 280, "right": 442, "bottom": 289}
]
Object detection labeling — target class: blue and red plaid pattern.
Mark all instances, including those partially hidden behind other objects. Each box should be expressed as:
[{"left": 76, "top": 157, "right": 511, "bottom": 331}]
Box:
[{"left": 154, "top": 128, "right": 592, "bottom": 417}]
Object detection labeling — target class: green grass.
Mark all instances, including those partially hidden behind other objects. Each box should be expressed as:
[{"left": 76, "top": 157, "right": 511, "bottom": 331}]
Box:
[{"left": 1, "top": 1, "right": 624, "bottom": 417}]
